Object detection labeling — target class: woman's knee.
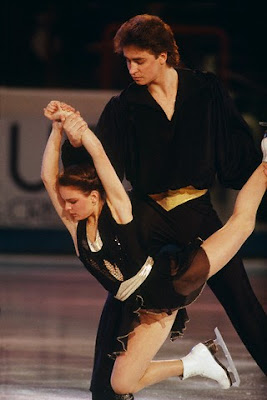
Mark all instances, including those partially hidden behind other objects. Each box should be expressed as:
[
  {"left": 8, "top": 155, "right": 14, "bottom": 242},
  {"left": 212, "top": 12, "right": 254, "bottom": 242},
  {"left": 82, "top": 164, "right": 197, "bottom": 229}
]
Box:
[{"left": 111, "top": 374, "right": 136, "bottom": 395}]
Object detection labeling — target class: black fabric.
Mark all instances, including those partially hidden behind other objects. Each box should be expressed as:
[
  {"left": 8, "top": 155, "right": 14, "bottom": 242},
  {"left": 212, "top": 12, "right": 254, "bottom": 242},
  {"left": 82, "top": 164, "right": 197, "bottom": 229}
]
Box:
[
  {"left": 90, "top": 195, "right": 267, "bottom": 396},
  {"left": 92, "top": 388, "right": 134, "bottom": 400},
  {"left": 91, "top": 64, "right": 267, "bottom": 392},
  {"left": 64, "top": 68, "right": 266, "bottom": 398},
  {"left": 77, "top": 200, "right": 208, "bottom": 358},
  {"left": 95, "top": 68, "right": 261, "bottom": 193},
  {"left": 61, "top": 68, "right": 260, "bottom": 192},
  {"left": 61, "top": 138, "right": 93, "bottom": 168},
  {"left": 77, "top": 203, "right": 147, "bottom": 284}
]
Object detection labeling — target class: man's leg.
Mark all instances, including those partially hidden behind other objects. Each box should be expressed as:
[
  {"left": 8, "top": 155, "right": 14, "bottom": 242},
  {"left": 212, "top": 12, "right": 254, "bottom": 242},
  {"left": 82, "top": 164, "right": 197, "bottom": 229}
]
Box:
[
  {"left": 208, "top": 254, "right": 267, "bottom": 374},
  {"left": 90, "top": 294, "right": 134, "bottom": 400}
]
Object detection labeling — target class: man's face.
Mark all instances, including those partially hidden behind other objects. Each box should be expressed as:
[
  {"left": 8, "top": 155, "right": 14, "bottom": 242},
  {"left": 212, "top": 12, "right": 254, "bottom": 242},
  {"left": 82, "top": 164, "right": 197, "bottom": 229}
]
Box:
[{"left": 123, "top": 45, "right": 166, "bottom": 85}]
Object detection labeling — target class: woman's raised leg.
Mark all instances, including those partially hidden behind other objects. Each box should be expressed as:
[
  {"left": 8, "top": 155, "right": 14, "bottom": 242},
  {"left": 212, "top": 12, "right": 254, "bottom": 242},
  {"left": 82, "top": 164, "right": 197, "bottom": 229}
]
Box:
[{"left": 202, "top": 162, "right": 267, "bottom": 278}]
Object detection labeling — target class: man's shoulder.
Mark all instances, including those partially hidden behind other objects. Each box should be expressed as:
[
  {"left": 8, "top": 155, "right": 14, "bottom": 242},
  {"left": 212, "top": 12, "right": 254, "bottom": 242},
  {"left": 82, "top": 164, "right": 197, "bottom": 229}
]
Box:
[
  {"left": 106, "top": 82, "right": 146, "bottom": 112},
  {"left": 119, "top": 82, "right": 141, "bottom": 100},
  {"left": 178, "top": 67, "right": 218, "bottom": 88},
  {"left": 177, "top": 68, "right": 223, "bottom": 103},
  {"left": 105, "top": 83, "right": 136, "bottom": 109}
]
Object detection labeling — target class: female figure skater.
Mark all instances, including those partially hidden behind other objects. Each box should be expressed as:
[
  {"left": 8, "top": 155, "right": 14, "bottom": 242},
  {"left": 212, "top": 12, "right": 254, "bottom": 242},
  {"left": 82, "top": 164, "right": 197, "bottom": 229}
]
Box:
[{"left": 42, "top": 101, "right": 266, "bottom": 398}]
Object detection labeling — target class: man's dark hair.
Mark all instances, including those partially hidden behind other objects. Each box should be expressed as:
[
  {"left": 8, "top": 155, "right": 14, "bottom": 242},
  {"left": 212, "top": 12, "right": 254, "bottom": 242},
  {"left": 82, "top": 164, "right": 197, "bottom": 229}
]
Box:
[{"left": 114, "top": 14, "right": 180, "bottom": 67}]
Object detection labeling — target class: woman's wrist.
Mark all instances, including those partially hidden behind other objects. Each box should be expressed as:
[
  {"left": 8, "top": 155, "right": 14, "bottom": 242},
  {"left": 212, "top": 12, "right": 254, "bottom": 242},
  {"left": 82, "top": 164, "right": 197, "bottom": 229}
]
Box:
[
  {"left": 81, "top": 127, "right": 93, "bottom": 143},
  {"left": 81, "top": 127, "right": 102, "bottom": 154},
  {"left": 51, "top": 122, "right": 63, "bottom": 137}
]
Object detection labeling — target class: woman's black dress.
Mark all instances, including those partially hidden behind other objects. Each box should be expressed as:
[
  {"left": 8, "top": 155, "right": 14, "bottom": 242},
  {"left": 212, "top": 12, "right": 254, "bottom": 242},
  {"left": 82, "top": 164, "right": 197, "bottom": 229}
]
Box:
[{"left": 77, "top": 203, "right": 210, "bottom": 357}]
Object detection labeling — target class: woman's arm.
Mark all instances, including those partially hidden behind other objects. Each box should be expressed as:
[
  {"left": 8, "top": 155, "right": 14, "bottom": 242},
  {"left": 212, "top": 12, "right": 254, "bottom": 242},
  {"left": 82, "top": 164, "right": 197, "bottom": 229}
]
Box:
[
  {"left": 43, "top": 101, "right": 132, "bottom": 224},
  {"left": 41, "top": 120, "right": 77, "bottom": 238},
  {"left": 63, "top": 113, "right": 133, "bottom": 225}
]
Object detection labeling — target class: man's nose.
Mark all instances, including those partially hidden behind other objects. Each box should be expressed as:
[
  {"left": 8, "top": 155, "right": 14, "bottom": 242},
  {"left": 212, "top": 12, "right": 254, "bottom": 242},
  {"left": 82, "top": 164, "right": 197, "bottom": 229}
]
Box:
[{"left": 129, "top": 62, "right": 138, "bottom": 75}]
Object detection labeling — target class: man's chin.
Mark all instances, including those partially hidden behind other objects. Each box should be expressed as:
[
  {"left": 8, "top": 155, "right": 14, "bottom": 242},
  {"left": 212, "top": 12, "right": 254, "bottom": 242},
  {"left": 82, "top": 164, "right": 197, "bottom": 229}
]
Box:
[{"left": 133, "top": 78, "right": 146, "bottom": 85}]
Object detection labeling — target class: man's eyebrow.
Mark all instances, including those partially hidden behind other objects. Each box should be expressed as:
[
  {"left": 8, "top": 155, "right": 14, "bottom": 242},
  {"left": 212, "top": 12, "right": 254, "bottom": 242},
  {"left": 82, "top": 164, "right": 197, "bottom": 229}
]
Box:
[{"left": 125, "top": 56, "right": 146, "bottom": 61}]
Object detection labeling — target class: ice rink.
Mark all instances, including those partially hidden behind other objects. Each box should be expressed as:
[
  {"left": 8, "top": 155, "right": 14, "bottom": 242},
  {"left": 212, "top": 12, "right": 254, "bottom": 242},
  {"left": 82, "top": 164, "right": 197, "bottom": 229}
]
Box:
[{"left": 0, "top": 254, "right": 266, "bottom": 400}]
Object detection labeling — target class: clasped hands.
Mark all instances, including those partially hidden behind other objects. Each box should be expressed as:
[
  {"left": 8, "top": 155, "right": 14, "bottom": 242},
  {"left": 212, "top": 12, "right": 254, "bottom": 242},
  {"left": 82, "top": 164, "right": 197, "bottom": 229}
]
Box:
[{"left": 44, "top": 100, "right": 88, "bottom": 147}]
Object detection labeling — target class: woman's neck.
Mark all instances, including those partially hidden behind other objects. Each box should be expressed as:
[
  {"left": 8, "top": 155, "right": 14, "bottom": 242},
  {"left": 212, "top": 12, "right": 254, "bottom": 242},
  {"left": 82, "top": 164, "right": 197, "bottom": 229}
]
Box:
[{"left": 86, "top": 200, "right": 104, "bottom": 242}]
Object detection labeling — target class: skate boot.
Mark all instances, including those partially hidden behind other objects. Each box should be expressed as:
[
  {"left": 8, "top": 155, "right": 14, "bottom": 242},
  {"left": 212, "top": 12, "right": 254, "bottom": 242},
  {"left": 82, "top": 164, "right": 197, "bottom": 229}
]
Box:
[{"left": 181, "top": 327, "right": 240, "bottom": 389}]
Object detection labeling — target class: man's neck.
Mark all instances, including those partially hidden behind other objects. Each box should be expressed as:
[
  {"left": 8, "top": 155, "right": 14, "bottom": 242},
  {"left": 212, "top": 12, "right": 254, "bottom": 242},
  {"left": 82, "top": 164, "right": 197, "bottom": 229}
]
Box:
[{"left": 147, "top": 67, "right": 178, "bottom": 98}]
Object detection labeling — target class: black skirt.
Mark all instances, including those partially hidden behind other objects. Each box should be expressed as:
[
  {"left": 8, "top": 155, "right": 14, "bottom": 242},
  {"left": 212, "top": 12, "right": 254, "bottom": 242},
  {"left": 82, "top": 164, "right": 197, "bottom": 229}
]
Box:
[{"left": 110, "top": 237, "right": 210, "bottom": 358}]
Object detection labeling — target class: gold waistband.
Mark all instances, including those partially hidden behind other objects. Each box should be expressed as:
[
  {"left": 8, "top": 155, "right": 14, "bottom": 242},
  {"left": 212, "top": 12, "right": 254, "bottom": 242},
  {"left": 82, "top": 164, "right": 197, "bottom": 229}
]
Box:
[{"left": 149, "top": 186, "right": 208, "bottom": 211}]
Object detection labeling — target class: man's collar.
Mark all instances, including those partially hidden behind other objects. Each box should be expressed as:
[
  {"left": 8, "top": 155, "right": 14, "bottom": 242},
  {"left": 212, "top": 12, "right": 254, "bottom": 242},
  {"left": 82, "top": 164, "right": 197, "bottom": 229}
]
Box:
[{"left": 122, "top": 68, "right": 211, "bottom": 108}]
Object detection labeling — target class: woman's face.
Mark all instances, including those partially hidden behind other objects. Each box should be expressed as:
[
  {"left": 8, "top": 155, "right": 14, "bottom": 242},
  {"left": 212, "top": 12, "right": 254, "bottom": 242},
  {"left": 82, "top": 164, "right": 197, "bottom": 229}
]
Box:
[
  {"left": 123, "top": 45, "right": 167, "bottom": 86},
  {"left": 59, "top": 186, "right": 96, "bottom": 221}
]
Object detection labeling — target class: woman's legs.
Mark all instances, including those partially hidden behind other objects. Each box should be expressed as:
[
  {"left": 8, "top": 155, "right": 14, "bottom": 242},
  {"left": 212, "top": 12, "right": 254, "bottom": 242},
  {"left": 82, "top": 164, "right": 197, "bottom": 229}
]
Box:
[
  {"left": 111, "top": 310, "right": 181, "bottom": 394},
  {"left": 111, "top": 310, "right": 231, "bottom": 395},
  {"left": 202, "top": 163, "right": 267, "bottom": 278},
  {"left": 111, "top": 164, "right": 267, "bottom": 395}
]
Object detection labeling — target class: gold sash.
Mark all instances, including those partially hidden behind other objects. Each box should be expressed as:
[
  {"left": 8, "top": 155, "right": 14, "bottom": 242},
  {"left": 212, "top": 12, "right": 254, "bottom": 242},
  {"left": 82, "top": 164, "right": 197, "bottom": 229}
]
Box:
[{"left": 149, "top": 186, "right": 208, "bottom": 211}]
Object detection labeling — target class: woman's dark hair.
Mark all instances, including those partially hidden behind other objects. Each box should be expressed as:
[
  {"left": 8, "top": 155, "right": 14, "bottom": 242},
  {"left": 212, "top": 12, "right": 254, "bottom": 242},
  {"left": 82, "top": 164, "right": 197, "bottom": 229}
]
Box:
[
  {"left": 58, "top": 163, "right": 105, "bottom": 200},
  {"left": 114, "top": 14, "right": 180, "bottom": 67}
]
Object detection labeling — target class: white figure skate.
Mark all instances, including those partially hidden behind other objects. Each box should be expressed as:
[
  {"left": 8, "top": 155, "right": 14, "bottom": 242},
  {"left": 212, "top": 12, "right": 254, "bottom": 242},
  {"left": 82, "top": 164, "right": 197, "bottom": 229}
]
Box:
[{"left": 181, "top": 327, "right": 240, "bottom": 389}]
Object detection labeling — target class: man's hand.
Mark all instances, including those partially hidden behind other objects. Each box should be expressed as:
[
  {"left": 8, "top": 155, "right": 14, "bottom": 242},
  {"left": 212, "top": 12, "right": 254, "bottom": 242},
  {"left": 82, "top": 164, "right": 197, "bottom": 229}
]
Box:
[{"left": 63, "top": 113, "right": 88, "bottom": 148}]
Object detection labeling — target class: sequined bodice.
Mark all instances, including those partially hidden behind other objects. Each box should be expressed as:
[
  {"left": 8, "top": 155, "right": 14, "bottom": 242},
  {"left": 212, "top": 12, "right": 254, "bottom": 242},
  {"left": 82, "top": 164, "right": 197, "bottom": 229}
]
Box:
[{"left": 77, "top": 204, "right": 147, "bottom": 295}]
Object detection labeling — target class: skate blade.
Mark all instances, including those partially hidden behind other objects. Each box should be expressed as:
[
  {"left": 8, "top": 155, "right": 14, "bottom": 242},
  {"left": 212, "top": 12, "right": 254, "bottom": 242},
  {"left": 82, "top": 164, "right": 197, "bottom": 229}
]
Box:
[
  {"left": 261, "top": 133, "right": 267, "bottom": 162},
  {"left": 214, "top": 327, "right": 240, "bottom": 387}
]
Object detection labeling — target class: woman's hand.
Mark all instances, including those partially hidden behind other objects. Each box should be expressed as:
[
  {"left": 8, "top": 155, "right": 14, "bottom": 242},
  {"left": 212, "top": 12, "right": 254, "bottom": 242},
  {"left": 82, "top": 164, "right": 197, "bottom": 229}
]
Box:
[
  {"left": 44, "top": 100, "right": 85, "bottom": 147},
  {"left": 44, "top": 100, "right": 76, "bottom": 121}
]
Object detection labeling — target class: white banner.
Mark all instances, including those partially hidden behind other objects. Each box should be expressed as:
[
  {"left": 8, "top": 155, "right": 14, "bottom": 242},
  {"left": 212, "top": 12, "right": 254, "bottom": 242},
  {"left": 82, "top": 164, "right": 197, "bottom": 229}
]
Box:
[{"left": 0, "top": 87, "right": 119, "bottom": 229}]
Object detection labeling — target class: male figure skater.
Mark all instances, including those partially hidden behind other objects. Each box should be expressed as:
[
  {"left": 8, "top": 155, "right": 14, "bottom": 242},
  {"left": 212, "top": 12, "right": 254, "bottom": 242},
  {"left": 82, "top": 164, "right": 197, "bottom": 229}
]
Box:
[{"left": 63, "top": 14, "right": 266, "bottom": 400}]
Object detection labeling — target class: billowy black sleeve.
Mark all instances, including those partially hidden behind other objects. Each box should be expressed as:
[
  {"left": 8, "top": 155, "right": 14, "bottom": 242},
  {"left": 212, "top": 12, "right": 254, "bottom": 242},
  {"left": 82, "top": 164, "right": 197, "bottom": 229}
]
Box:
[
  {"left": 95, "top": 95, "right": 128, "bottom": 182},
  {"left": 208, "top": 72, "right": 261, "bottom": 189}
]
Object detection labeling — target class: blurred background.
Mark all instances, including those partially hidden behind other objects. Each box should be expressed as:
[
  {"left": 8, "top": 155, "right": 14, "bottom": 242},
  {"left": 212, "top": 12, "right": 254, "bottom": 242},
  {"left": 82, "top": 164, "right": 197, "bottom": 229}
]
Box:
[{"left": 1, "top": 0, "right": 267, "bottom": 255}]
